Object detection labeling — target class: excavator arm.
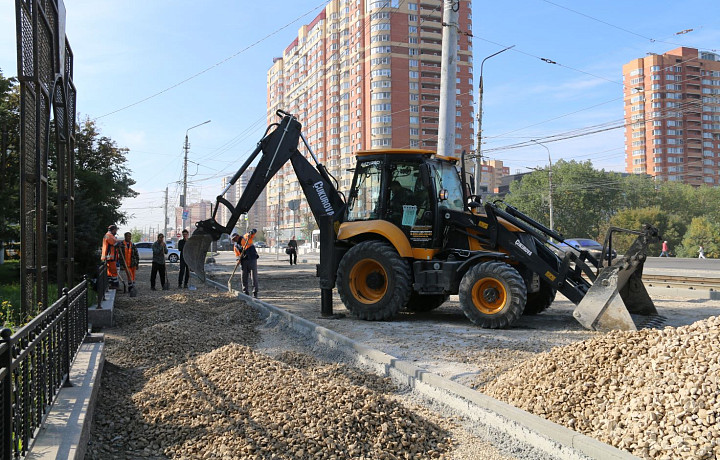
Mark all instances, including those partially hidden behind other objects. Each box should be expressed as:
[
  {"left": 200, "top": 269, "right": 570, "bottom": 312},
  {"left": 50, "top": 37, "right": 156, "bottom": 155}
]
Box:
[{"left": 183, "top": 111, "right": 345, "bottom": 280}]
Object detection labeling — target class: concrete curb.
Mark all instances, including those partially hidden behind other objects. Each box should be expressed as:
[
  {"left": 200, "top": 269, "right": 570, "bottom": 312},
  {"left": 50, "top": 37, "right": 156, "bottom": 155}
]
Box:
[
  {"left": 205, "top": 278, "right": 637, "bottom": 460},
  {"left": 646, "top": 285, "right": 720, "bottom": 300},
  {"left": 27, "top": 335, "right": 105, "bottom": 460}
]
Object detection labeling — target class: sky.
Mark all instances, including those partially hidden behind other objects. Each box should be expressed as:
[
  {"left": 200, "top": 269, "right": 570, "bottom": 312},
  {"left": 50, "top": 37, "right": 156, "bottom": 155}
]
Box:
[{"left": 1, "top": 0, "right": 719, "bottom": 234}]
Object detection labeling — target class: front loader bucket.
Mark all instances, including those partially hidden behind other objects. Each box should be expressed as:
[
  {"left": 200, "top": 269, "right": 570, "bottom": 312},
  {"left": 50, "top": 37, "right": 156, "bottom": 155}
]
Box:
[
  {"left": 573, "top": 226, "right": 660, "bottom": 332},
  {"left": 183, "top": 229, "right": 214, "bottom": 282}
]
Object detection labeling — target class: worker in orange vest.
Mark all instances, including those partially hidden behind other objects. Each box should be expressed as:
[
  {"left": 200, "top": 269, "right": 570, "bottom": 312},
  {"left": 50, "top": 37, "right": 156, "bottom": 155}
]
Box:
[
  {"left": 120, "top": 232, "right": 140, "bottom": 290},
  {"left": 232, "top": 229, "right": 259, "bottom": 297},
  {"left": 101, "top": 224, "right": 119, "bottom": 288}
]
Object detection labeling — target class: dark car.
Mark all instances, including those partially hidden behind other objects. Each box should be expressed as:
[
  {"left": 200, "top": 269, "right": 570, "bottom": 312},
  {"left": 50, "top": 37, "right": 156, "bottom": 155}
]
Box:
[
  {"left": 554, "top": 238, "right": 617, "bottom": 260},
  {"left": 254, "top": 241, "right": 268, "bottom": 248}
]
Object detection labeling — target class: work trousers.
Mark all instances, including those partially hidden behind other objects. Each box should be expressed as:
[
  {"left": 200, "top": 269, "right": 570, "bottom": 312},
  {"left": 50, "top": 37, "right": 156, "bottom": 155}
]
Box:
[
  {"left": 150, "top": 262, "right": 166, "bottom": 289},
  {"left": 123, "top": 266, "right": 136, "bottom": 286},
  {"left": 178, "top": 258, "right": 189, "bottom": 287},
  {"left": 241, "top": 258, "right": 259, "bottom": 295},
  {"left": 107, "top": 258, "right": 118, "bottom": 285}
]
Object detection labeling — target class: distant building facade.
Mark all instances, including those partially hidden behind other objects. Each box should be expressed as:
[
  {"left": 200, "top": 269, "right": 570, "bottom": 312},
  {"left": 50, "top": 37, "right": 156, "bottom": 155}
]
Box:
[
  {"left": 219, "top": 167, "right": 267, "bottom": 235},
  {"left": 623, "top": 47, "right": 720, "bottom": 186},
  {"left": 477, "top": 159, "right": 509, "bottom": 195},
  {"left": 266, "top": 0, "right": 475, "bottom": 239}
]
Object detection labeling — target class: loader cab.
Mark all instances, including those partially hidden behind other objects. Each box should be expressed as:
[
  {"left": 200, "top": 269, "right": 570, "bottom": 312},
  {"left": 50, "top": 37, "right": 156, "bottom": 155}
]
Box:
[{"left": 346, "top": 150, "right": 463, "bottom": 249}]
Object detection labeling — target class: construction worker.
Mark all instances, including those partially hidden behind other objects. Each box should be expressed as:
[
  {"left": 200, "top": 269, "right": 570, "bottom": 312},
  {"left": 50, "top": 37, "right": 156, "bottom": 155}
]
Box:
[
  {"left": 101, "top": 224, "right": 119, "bottom": 288},
  {"left": 233, "top": 229, "right": 259, "bottom": 297},
  {"left": 120, "top": 232, "right": 140, "bottom": 289},
  {"left": 177, "top": 229, "right": 190, "bottom": 288}
]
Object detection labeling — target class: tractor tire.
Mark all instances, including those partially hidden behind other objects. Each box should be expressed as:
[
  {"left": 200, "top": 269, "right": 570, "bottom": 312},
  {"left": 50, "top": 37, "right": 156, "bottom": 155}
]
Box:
[
  {"left": 405, "top": 292, "right": 449, "bottom": 312},
  {"left": 523, "top": 280, "right": 556, "bottom": 315},
  {"left": 459, "top": 261, "right": 527, "bottom": 329},
  {"left": 337, "top": 240, "right": 412, "bottom": 321}
]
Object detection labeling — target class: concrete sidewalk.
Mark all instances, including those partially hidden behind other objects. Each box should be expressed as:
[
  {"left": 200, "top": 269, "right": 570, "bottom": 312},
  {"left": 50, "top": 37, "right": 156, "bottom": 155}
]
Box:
[{"left": 27, "top": 335, "right": 105, "bottom": 460}]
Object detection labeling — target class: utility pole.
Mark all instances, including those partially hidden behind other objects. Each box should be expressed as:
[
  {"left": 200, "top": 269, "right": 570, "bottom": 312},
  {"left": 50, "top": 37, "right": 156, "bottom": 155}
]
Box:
[
  {"left": 164, "top": 187, "right": 168, "bottom": 238},
  {"left": 183, "top": 120, "right": 211, "bottom": 232},
  {"left": 532, "top": 140, "right": 554, "bottom": 232},
  {"left": 475, "top": 45, "right": 515, "bottom": 194},
  {"left": 437, "top": 0, "right": 459, "bottom": 158}
]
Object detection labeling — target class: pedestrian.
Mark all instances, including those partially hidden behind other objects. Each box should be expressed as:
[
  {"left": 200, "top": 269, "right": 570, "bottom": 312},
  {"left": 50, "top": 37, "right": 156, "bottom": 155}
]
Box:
[
  {"left": 234, "top": 229, "right": 259, "bottom": 297},
  {"left": 287, "top": 235, "right": 298, "bottom": 265},
  {"left": 699, "top": 245, "right": 706, "bottom": 259},
  {"left": 101, "top": 224, "right": 119, "bottom": 289},
  {"left": 119, "top": 232, "right": 139, "bottom": 290},
  {"left": 177, "top": 229, "right": 190, "bottom": 288},
  {"left": 660, "top": 240, "right": 669, "bottom": 257},
  {"left": 150, "top": 233, "right": 168, "bottom": 290}
]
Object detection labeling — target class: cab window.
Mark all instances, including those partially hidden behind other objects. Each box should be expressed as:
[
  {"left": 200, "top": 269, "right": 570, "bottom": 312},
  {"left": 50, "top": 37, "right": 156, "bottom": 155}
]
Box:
[
  {"left": 432, "top": 162, "right": 464, "bottom": 211},
  {"left": 347, "top": 160, "right": 382, "bottom": 221}
]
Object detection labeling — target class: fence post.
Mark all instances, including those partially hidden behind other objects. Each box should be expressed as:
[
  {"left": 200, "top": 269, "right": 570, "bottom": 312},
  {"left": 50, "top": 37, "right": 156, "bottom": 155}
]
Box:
[
  {"left": 1, "top": 327, "right": 13, "bottom": 459},
  {"left": 61, "top": 288, "right": 73, "bottom": 388}
]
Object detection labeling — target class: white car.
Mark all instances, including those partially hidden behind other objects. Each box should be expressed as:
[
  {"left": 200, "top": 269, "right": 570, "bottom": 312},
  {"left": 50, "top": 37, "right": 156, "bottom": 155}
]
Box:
[{"left": 135, "top": 242, "right": 181, "bottom": 263}]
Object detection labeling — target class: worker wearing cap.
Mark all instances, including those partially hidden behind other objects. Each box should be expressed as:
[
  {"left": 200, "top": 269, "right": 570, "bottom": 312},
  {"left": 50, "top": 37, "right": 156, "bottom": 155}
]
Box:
[
  {"left": 232, "top": 229, "right": 259, "bottom": 298},
  {"left": 120, "top": 232, "right": 140, "bottom": 289},
  {"left": 101, "top": 224, "right": 119, "bottom": 288}
]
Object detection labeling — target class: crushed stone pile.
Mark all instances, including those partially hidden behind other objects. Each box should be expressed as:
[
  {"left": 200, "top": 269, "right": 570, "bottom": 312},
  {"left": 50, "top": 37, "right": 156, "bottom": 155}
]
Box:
[
  {"left": 135, "top": 345, "right": 452, "bottom": 459},
  {"left": 87, "top": 285, "right": 454, "bottom": 459},
  {"left": 483, "top": 316, "right": 720, "bottom": 459}
]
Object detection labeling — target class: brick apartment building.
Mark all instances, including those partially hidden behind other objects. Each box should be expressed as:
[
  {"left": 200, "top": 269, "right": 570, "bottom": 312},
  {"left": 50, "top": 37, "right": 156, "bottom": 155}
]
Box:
[
  {"left": 265, "top": 0, "right": 475, "bottom": 239},
  {"left": 623, "top": 47, "right": 720, "bottom": 185}
]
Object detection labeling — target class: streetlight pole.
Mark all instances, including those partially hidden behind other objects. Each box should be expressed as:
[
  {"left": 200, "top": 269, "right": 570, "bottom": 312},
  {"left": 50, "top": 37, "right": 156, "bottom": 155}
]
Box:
[
  {"left": 475, "top": 45, "right": 515, "bottom": 195},
  {"left": 532, "top": 140, "right": 553, "bottom": 232},
  {"left": 183, "top": 120, "right": 211, "bottom": 232}
]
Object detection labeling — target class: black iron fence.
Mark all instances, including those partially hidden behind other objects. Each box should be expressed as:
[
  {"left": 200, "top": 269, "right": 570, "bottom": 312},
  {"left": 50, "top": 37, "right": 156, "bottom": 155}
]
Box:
[
  {"left": 0, "top": 278, "right": 89, "bottom": 458},
  {"left": 95, "top": 261, "right": 108, "bottom": 305}
]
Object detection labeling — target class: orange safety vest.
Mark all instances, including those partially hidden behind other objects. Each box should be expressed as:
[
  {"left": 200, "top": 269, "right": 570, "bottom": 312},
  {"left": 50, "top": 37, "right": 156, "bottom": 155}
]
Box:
[
  {"left": 102, "top": 231, "right": 117, "bottom": 261},
  {"left": 233, "top": 232, "right": 255, "bottom": 257},
  {"left": 121, "top": 241, "right": 134, "bottom": 267}
]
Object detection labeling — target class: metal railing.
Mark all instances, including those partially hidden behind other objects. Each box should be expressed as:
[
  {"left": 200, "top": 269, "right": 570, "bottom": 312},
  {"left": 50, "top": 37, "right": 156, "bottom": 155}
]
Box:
[
  {"left": 95, "top": 261, "right": 108, "bottom": 305},
  {"left": 0, "top": 279, "right": 89, "bottom": 458}
]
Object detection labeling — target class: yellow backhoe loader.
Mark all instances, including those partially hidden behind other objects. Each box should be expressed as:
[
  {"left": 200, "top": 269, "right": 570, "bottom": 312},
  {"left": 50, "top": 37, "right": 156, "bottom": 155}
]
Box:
[{"left": 184, "top": 111, "right": 661, "bottom": 331}]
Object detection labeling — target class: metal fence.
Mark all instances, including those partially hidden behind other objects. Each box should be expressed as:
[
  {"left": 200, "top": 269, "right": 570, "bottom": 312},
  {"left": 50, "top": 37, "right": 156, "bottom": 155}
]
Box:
[
  {"left": 0, "top": 278, "right": 89, "bottom": 459},
  {"left": 94, "top": 261, "right": 108, "bottom": 305}
]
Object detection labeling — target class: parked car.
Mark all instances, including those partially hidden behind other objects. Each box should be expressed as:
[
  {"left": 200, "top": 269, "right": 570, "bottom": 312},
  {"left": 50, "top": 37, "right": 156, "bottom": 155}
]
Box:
[
  {"left": 254, "top": 241, "right": 268, "bottom": 248},
  {"left": 135, "top": 242, "right": 182, "bottom": 263},
  {"left": 554, "top": 238, "right": 617, "bottom": 260}
]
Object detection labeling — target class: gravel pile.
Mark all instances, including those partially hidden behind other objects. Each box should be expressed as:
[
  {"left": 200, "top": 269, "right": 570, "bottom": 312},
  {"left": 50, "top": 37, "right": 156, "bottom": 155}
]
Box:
[
  {"left": 86, "top": 282, "right": 456, "bottom": 459},
  {"left": 483, "top": 316, "right": 720, "bottom": 459},
  {"left": 135, "top": 344, "right": 452, "bottom": 459}
]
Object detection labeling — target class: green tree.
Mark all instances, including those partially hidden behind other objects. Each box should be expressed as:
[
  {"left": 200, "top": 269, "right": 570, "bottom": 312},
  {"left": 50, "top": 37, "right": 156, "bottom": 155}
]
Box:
[
  {"left": 71, "top": 118, "right": 137, "bottom": 276},
  {"left": 131, "top": 228, "right": 142, "bottom": 243},
  {"left": 677, "top": 217, "right": 720, "bottom": 258},
  {"left": 506, "top": 160, "right": 624, "bottom": 239},
  {"left": 603, "top": 206, "right": 685, "bottom": 255},
  {"left": 0, "top": 70, "right": 20, "bottom": 257}
]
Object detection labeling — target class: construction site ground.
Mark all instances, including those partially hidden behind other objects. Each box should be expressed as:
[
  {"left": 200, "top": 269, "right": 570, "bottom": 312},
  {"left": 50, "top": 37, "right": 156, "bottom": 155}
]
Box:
[
  {"left": 84, "top": 251, "right": 720, "bottom": 459},
  {"left": 206, "top": 250, "right": 720, "bottom": 391}
]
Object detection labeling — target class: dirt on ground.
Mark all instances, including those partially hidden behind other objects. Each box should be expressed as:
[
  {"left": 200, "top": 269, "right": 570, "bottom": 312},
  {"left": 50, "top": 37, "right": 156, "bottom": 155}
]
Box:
[{"left": 85, "top": 262, "right": 517, "bottom": 460}]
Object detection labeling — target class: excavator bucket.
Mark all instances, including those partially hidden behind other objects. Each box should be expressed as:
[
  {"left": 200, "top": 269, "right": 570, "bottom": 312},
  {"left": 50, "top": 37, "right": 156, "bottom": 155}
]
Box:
[
  {"left": 182, "top": 228, "right": 214, "bottom": 282},
  {"left": 572, "top": 226, "right": 661, "bottom": 332}
]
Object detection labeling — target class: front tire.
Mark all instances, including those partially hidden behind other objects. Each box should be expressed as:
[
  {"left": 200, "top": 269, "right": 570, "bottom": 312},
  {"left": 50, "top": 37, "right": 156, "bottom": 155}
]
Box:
[
  {"left": 168, "top": 254, "right": 179, "bottom": 263},
  {"left": 337, "top": 240, "right": 412, "bottom": 321},
  {"left": 459, "top": 261, "right": 527, "bottom": 329},
  {"left": 524, "top": 280, "right": 556, "bottom": 315}
]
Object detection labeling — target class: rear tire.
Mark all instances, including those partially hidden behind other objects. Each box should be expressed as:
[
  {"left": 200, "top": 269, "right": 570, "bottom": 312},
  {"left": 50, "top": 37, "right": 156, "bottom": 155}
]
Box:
[
  {"left": 337, "top": 240, "right": 412, "bottom": 321},
  {"left": 168, "top": 254, "right": 179, "bottom": 263},
  {"left": 459, "top": 261, "right": 526, "bottom": 329},
  {"left": 523, "top": 280, "right": 556, "bottom": 315},
  {"left": 405, "top": 292, "right": 449, "bottom": 312}
]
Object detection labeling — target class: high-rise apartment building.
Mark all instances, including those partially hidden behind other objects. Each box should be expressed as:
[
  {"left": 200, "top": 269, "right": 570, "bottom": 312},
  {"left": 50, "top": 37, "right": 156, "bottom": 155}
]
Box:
[
  {"left": 623, "top": 47, "right": 720, "bottom": 185},
  {"left": 266, "top": 0, "right": 474, "bottom": 240},
  {"left": 478, "top": 159, "right": 509, "bottom": 194}
]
